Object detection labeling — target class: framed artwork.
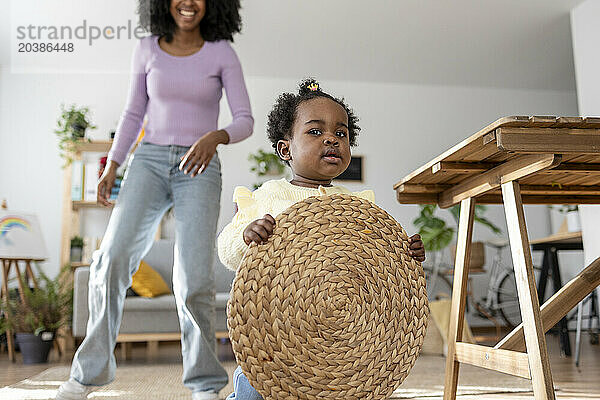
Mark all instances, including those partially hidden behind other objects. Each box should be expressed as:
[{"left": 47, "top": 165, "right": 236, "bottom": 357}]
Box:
[
  {"left": 0, "top": 211, "right": 48, "bottom": 260},
  {"left": 336, "top": 156, "right": 363, "bottom": 181}
]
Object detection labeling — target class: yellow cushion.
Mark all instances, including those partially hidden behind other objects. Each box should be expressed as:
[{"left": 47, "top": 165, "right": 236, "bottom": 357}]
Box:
[{"left": 131, "top": 260, "right": 171, "bottom": 298}]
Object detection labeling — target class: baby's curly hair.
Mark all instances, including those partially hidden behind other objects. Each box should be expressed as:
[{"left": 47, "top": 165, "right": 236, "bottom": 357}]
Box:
[
  {"left": 138, "top": 0, "right": 242, "bottom": 42},
  {"left": 267, "top": 78, "right": 361, "bottom": 152}
]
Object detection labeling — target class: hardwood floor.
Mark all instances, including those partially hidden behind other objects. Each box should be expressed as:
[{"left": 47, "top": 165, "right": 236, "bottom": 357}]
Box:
[{"left": 1, "top": 333, "right": 599, "bottom": 398}]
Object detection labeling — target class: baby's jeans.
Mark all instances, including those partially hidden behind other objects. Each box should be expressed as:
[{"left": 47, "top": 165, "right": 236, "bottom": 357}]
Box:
[{"left": 226, "top": 366, "right": 263, "bottom": 400}]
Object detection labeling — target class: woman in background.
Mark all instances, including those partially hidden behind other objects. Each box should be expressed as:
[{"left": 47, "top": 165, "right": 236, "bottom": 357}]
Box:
[{"left": 57, "top": 1, "right": 253, "bottom": 399}]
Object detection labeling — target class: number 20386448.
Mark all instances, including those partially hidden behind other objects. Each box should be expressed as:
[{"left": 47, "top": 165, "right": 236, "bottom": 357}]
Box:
[{"left": 18, "top": 42, "right": 74, "bottom": 53}]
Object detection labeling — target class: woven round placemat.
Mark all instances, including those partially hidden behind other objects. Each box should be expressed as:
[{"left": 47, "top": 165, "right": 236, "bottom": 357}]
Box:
[{"left": 227, "top": 194, "right": 429, "bottom": 400}]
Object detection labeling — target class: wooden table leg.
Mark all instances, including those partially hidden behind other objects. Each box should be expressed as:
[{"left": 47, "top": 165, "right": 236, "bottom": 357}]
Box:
[
  {"left": 537, "top": 249, "right": 570, "bottom": 355},
  {"left": 502, "top": 180, "right": 555, "bottom": 400},
  {"left": 443, "top": 197, "right": 475, "bottom": 400},
  {"left": 548, "top": 249, "right": 571, "bottom": 356},
  {"left": 538, "top": 249, "right": 551, "bottom": 302}
]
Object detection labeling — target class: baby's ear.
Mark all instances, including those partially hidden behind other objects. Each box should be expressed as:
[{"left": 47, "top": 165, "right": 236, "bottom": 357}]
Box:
[{"left": 277, "top": 140, "right": 291, "bottom": 161}]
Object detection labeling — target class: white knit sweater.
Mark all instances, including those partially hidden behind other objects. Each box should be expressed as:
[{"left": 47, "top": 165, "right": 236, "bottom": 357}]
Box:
[{"left": 217, "top": 178, "right": 375, "bottom": 271}]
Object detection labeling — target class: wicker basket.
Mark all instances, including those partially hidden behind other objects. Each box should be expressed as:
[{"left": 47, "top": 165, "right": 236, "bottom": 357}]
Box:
[{"left": 228, "top": 194, "right": 429, "bottom": 400}]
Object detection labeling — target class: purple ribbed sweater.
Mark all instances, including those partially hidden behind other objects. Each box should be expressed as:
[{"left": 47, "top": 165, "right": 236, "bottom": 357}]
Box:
[{"left": 108, "top": 35, "right": 254, "bottom": 165}]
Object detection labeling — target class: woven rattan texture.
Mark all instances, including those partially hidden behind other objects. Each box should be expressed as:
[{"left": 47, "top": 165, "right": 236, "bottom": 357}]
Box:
[{"left": 227, "top": 194, "right": 429, "bottom": 400}]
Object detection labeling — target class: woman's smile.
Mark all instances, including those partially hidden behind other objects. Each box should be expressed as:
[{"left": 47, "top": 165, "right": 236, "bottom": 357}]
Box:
[
  {"left": 170, "top": 0, "right": 205, "bottom": 29},
  {"left": 178, "top": 8, "right": 197, "bottom": 18}
]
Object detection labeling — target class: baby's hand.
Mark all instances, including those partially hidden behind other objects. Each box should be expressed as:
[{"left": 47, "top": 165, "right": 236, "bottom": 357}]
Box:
[
  {"left": 409, "top": 234, "right": 426, "bottom": 262},
  {"left": 243, "top": 214, "right": 276, "bottom": 245}
]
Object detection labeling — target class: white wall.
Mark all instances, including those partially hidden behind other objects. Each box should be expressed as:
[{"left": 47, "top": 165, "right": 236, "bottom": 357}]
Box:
[
  {"left": 571, "top": 0, "right": 600, "bottom": 118},
  {"left": 0, "top": 68, "right": 577, "bottom": 273},
  {"left": 0, "top": 2, "right": 580, "bottom": 328},
  {"left": 571, "top": 1, "right": 600, "bottom": 280}
]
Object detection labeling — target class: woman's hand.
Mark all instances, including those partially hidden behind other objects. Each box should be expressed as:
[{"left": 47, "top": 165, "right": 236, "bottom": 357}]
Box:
[
  {"left": 409, "top": 233, "right": 426, "bottom": 262},
  {"left": 179, "top": 130, "right": 229, "bottom": 177},
  {"left": 97, "top": 161, "right": 119, "bottom": 207},
  {"left": 243, "top": 214, "right": 276, "bottom": 245}
]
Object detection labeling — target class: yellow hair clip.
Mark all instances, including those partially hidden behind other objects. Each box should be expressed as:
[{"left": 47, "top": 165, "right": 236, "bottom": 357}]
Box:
[{"left": 307, "top": 83, "right": 319, "bottom": 92}]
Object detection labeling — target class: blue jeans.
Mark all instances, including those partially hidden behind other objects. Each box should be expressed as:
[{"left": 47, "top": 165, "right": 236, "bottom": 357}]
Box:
[
  {"left": 226, "top": 367, "right": 263, "bottom": 400},
  {"left": 70, "top": 143, "right": 228, "bottom": 393}
]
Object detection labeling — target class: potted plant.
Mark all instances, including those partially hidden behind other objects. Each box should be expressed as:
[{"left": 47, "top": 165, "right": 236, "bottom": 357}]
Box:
[
  {"left": 413, "top": 205, "right": 455, "bottom": 253},
  {"left": 413, "top": 204, "right": 502, "bottom": 271},
  {"left": 248, "top": 149, "right": 287, "bottom": 189},
  {"left": 412, "top": 205, "right": 456, "bottom": 300},
  {"left": 70, "top": 235, "right": 84, "bottom": 262},
  {"left": 551, "top": 205, "right": 580, "bottom": 232},
  {"left": 0, "top": 266, "right": 73, "bottom": 364},
  {"left": 54, "top": 104, "right": 97, "bottom": 166}
]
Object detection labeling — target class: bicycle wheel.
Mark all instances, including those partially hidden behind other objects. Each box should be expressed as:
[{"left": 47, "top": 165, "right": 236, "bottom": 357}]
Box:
[
  {"left": 497, "top": 272, "right": 521, "bottom": 327},
  {"left": 424, "top": 267, "right": 453, "bottom": 301}
]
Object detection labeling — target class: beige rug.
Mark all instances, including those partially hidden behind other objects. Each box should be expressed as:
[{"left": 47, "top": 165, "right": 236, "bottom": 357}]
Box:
[
  {"left": 0, "top": 356, "right": 544, "bottom": 399},
  {"left": 391, "top": 355, "right": 538, "bottom": 399},
  {"left": 0, "top": 363, "right": 237, "bottom": 400}
]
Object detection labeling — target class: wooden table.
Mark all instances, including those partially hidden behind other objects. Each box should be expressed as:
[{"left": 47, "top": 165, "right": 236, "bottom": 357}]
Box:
[
  {"left": 531, "top": 231, "right": 583, "bottom": 356},
  {"left": 394, "top": 116, "right": 600, "bottom": 400}
]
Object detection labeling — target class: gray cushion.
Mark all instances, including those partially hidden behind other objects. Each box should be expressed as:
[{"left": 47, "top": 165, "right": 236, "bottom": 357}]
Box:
[
  {"left": 215, "top": 292, "right": 230, "bottom": 308},
  {"left": 142, "top": 239, "right": 175, "bottom": 290},
  {"left": 123, "top": 294, "right": 176, "bottom": 311},
  {"left": 120, "top": 310, "right": 181, "bottom": 334}
]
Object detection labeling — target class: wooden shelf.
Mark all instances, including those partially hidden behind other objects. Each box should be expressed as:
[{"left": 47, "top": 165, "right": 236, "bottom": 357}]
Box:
[
  {"left": 70, "top": 262, "right": 90, "bottom": 269},
  {"left": 73, "top": 140, "right": 112, "bottom": 153},
  {"left": 72, "top": 201, "right": 112, "bottom": 210},
  {"left": 61, "top": 140, "right": 113, "bottom": 267},
  {"left": 61, "top": 138, "right": 158, "bottom": 270}
]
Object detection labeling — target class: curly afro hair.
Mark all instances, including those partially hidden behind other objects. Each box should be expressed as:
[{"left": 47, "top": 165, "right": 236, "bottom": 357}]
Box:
[
  {"left": 267, "top": 78, "right": 361, "bottom": 153},
  {"left": 138, "top": 0, "right": 242, "bottom": 43}
]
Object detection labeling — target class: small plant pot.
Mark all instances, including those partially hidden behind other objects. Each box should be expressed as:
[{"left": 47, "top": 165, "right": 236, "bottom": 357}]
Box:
[
  {"left": 70, "top": 247, "right": 82, "bottom": 262},
  {"left": 15, "top": 332, "right": 54, "bottom": 364},
  {"left": 70, "top": 123, "right": 86, "bottom": 139},
  {"left": 567, "top": 211, "right": 581, "bottom": 232}
]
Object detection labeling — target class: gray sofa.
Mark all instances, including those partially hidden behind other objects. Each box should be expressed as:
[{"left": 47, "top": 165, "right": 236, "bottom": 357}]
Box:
[{"left": 72, "top": 239, "right": 236, "bottom": 338}]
